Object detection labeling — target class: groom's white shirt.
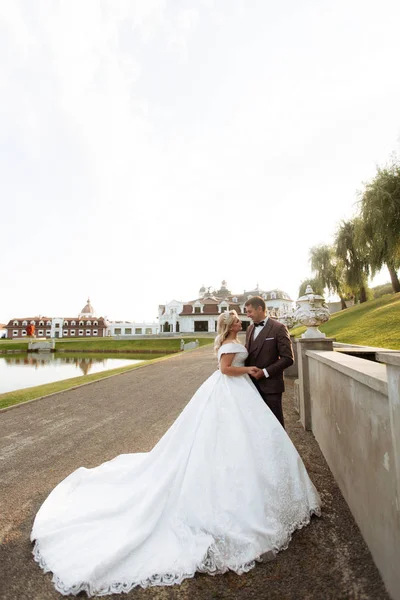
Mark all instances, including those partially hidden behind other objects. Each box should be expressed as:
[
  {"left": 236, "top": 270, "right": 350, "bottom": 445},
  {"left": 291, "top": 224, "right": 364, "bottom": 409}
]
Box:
[{"left": 252, "top": 317, "right": 269, "bottom": 379}]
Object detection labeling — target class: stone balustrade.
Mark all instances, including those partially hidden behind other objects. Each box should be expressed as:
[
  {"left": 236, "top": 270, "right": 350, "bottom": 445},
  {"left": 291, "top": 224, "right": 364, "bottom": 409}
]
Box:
[{"left": 296, "top": 341, "right": 400, "bottom": 599}]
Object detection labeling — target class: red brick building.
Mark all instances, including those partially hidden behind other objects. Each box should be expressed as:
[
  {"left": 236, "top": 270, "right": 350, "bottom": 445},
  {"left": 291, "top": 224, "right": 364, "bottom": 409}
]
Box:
[{"left": 5, "top": 299, "right": 107, "bottom": 339}]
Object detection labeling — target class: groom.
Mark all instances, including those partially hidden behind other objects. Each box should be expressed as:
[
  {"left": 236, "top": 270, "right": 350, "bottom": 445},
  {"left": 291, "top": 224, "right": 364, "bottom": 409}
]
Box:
[{"left": 244, "top": 296, "right": 294, "bottom": 428}]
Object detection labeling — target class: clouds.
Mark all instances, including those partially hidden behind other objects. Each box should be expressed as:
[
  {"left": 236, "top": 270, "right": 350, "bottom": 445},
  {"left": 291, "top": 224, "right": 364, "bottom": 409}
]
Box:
[{"left": 1, "top": 0, "right": 400, "bottom": 321}]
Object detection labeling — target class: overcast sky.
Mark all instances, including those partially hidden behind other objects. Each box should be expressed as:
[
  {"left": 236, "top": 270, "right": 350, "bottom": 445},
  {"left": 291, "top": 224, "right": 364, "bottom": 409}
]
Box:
[{"left": 1, "top": 0, "right": 399, "bottom": 323}]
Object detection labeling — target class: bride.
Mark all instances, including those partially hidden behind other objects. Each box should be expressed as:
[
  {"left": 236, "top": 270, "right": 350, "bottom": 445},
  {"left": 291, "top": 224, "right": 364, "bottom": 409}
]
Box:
[{"left": 31, "top": 310, "right": 321, "bottom": 597}]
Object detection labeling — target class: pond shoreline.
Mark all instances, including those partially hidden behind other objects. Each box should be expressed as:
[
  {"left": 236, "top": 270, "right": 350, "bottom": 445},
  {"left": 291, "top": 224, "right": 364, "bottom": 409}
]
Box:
[
  {"left": 57, "top": 348, "right": 178, "bottom": 354},
  {"left": 0, "top": 351, "right": 184, "bottom": 411},
  {"left": 0, "top": 348, "right": 179, "bottom": 355}
]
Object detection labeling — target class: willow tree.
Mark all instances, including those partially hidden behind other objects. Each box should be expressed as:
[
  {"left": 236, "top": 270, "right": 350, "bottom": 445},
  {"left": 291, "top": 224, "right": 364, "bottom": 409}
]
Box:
[
  {"left": 298, "top": 277, "right": 324, "bottom": 298},
  {"left": 358, "top": 158, "right": 400, "bottom": 292},
  {"left": 335, "top": 218, "right": 369, "bottom": 303},
  {"left": 309, "top": 244, "right": 348, "bottom": 309}
]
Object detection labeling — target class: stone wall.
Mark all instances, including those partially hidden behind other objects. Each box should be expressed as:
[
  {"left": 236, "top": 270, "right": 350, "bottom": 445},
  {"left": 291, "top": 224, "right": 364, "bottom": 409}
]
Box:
[{"left": 304, "top": 349, "right": 400, "bottom": 599}]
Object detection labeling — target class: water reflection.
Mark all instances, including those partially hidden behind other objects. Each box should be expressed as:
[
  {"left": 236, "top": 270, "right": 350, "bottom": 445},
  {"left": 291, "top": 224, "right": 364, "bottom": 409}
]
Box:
[
  {"left": 2, "top": 353, "right": 104, "bottom": 375},
  {"left": 0, "top": 353, "right": 145, "bottom": 394}
]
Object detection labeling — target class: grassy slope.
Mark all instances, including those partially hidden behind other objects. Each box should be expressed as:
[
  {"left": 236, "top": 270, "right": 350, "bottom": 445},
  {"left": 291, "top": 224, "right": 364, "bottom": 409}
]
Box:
[{"left": 290, "top": 293, "right": 400, "bottom": 349}]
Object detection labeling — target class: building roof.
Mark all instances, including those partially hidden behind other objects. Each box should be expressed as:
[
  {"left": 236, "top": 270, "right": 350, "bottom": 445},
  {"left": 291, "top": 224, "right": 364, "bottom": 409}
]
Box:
[
  {"left": 6, "top": 316, "right": 106, "bottom": 326},
  {"left": 62, "top": 317, "right": 104, "bottom": 320},
  {"left": 6, "top": 317, "right": 53, "bottom": 326},
  {"left": 189, "top": 285, "right": 293, "bottom": 305},
  {"left": 199, "top": 297, "right": 219, "bottom": 305},
  {"left": 80, "top": 297, "right": 96, "bottom": 316},
  {"left": 180, "top": 305, "right": 193, "bottom": 314}
]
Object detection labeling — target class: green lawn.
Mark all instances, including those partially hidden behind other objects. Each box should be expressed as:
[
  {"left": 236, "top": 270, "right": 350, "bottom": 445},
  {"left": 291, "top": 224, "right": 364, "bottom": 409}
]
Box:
[
  {"left": 290, "top": 293, "right": 400, "bottom": 349},
  {"left": 0, "top": 341, "right": 29, "bottom": 351},
  {"left": 0, "top": 337, "right": 213, "bottom": 353}
]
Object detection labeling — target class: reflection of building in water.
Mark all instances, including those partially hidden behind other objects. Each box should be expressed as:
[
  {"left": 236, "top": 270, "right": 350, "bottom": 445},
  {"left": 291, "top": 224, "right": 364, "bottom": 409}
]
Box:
[
  {"left": 6, "top": 353, "right": 54, "bottom": 366},
  {"left": 3, "top": 353, "right": 110, "bottom": 376},
  {"left": 76, "top": 358, "right": 94, "bottom": 376},
  {"left": 6, "top": 298, "right": 107, "bottom": 339},
  {"left": 159, "top": 281, "right": 294, "bottom": 333}
]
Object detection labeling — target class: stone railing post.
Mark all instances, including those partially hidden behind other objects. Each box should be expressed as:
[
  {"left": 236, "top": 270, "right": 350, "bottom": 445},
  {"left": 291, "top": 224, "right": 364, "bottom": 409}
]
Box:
[
  {"left": 296, "top": 338, "right": 335, "bottom": 430},
  {"left": 376, "top": 352, "right": 400, "bottom": 519},
  {"left": 284, "top": 335, "right": 298, "bottom": 378}
]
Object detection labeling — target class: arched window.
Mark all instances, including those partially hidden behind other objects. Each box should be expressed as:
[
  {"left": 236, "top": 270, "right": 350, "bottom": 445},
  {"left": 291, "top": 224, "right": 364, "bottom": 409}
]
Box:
[
  {"left": 64, "top": 321, "right": 68, "bottom": 327},
  {"left": 71, "top": 320, "right": 76, "bottom": 326},
  {"left": 232, "top": 297, "right": 238, "bottom": 303},
  {"left": 46, "top": 320, "right": 52, "bottom": 326},
  {"left": 271, "top": 292, "right": 276, "bottom": 299},
  {"left": 79, "top": 321, "right": 84, "bottom": 326},
  {"left": 22, "top": 320, "right": 27, "bottom": 326},
  {"left": 39, "top": 320, "right": 44, "bottom": 326},
  {"left": 94, "top": 321, "right": 98, "bottom": 326},
  {"left": 86, "top": 321, "right": 91, "bottom": 326},
  {"left": 13, "top": 320, "right": 19, "bottom": 326},
  {"left": 30, "top": 320, "right": 35, "bottom": 325}
]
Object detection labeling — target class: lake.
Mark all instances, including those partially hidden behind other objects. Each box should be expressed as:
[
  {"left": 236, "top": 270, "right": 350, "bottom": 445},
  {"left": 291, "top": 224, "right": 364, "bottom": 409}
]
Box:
[{"left": 0, "top": 352, "right": 152, "bottom": 394}]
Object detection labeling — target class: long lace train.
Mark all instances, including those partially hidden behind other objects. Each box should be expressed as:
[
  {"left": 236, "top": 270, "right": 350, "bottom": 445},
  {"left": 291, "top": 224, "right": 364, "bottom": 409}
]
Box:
[{"left": 32, "top": 506, "right": 320, "bottom": 596}]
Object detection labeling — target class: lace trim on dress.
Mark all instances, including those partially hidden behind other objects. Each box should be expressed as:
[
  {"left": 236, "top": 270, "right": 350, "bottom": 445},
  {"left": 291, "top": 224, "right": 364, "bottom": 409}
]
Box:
[{"left": 32, "top": 505, "right": 321, "bottom": 597}]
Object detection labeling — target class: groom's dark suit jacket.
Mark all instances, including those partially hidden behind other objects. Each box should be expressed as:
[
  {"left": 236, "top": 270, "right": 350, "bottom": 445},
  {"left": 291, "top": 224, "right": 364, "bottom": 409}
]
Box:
[{"left": 245, "top": 319, "right": 294, "bottom": 394}]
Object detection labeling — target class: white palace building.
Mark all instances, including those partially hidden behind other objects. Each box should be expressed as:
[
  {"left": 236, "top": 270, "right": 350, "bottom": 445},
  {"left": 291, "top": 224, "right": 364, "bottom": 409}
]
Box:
[{"left": 158, "top": 281, "right": 293, "bottom": 334}]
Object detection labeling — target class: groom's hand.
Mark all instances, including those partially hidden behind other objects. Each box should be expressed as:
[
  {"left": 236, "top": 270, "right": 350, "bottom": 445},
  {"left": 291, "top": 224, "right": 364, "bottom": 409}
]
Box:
[{"left": 252, "top": 367, "right": 265, "bottom": 380}]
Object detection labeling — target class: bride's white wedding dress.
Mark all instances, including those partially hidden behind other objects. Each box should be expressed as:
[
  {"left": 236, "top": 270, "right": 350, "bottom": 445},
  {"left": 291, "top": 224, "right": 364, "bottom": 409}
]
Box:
[{"left": 31, "top": 343, "right": 321, "bottom": 597}]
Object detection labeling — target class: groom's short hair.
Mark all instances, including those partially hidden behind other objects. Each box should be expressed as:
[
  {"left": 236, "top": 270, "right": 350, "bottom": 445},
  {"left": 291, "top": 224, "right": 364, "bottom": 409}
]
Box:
[{"left": 244, "top": 296, "right": 266, "bottom": 311}]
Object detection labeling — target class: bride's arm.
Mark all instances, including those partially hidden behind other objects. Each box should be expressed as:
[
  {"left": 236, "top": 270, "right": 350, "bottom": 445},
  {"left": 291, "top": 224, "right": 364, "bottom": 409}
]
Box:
[{"left": 219, "top": 353, "right": 259, "bottom": 376}]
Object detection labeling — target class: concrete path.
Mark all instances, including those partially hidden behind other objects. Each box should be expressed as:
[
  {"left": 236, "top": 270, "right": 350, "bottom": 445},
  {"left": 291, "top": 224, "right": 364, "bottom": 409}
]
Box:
[{"left": 0, "top": 346, "right": 389, "bottom": 600}]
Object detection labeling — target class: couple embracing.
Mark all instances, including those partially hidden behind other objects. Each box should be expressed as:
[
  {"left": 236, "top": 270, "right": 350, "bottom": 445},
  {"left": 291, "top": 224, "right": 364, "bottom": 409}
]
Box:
[{"left": 31, "top": 296, "right": 320, "bottom": 597}]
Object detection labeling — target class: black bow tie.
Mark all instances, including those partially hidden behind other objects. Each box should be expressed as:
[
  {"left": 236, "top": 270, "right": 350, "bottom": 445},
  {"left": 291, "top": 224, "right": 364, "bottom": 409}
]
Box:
[{"left": 254, "top": 321, "right": 265, "bottom": 327}]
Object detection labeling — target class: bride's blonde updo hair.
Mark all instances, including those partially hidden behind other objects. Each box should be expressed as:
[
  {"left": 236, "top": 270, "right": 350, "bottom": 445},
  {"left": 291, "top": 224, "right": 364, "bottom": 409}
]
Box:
[{"left": 214, "top": 310, "right": 239, "bottom": 354}]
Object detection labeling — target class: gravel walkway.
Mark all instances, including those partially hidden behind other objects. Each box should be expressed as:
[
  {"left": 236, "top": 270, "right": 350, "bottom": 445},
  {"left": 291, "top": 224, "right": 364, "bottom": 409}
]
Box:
[{"left": 0, "top": 345, "right": 389, "bottom": 600}]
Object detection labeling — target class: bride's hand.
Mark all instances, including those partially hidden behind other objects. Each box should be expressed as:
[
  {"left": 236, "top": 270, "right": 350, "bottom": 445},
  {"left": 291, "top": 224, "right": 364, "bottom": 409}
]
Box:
[{"left": 247, "top": 367, "right": 260, "bottom": 376}]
